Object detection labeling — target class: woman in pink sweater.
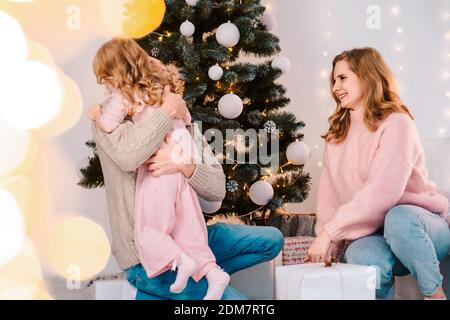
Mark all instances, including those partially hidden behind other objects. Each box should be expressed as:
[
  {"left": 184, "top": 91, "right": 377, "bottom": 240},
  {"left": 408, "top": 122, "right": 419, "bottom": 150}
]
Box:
[{"left": 308, "top": 47, "right": 450, "bottom": 300}]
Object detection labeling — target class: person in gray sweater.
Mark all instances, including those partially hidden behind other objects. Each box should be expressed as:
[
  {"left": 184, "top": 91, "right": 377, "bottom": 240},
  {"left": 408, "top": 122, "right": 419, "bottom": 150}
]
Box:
[{"left": 91, "top": 88, "right": 284, "bottom": 300}]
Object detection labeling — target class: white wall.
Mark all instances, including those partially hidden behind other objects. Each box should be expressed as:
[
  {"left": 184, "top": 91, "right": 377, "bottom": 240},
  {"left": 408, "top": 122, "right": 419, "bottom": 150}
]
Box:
[
  {"left": 267, "top": 0, "right": 450, "bottom": 214},
  {"left": 13, "top": 0, "right": 447, "bottom": 277}
]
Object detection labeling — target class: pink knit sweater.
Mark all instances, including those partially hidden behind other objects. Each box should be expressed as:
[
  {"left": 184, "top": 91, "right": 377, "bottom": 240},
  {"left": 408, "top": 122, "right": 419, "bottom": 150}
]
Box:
[{"left": 315, "top": 107, "right": 449, "bottom": 242}]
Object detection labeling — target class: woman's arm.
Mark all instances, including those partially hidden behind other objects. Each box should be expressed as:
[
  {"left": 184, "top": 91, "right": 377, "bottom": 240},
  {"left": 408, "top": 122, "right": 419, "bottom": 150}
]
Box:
[
  {"left": 92, "top": 88, "right": 187, "bottom": 172},
  {"left": 322, "top": 114, "right": 420, "bottom": 242},
  {"left": 315, "top": 145, "right": 340, "bottom": 237},
  {"left": 92, "top": 109, "right": 172, "bottom": 172},
  {"left": 186, "top": 123, "right": 226, "bottom": 201}
]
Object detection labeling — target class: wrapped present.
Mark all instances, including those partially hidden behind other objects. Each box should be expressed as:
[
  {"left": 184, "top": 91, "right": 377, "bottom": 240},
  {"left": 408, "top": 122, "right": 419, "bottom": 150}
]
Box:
[
  {"left": 276, "top": 263, "right": 377, "bottom": 300},
  {"left": 268, "top": 209, "right": 316, "bottom": 237},
  {"left": 282, "top": 236, "right": 315, "bottom": 266},
  {"left": 268, "top": 213, "right": 299, "bottom": 237},
  {"left": 295, "top": 214, "right": 316, "bottom": 237}
]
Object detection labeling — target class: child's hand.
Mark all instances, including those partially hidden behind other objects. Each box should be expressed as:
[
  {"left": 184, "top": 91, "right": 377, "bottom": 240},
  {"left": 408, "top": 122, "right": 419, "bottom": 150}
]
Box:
[
  {"left": 88, "top": 104, "right": 102, "bottom": 121},
  {"left": 183, "top": 110, "right": 192, "bottom": 125}
]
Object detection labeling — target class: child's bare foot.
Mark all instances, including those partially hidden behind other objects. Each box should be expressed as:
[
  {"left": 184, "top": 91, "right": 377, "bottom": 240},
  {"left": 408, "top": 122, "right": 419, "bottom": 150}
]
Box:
[
  {"left": 424, "top": 287, "right": 446, "bottom": 300},
  {"left": 203, "top": 267, "right": 230, "bottom": 300},
  {"left": 169, "top": 253, "right": 197, "bottom": 294}
]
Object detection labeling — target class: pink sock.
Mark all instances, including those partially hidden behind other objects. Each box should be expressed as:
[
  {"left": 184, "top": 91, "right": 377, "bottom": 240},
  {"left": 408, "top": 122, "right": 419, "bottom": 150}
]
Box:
[
  {"left": 203, "top": 267, "right": 230, "bottom": 300},
  {"left": 169, "top": 253, "right": 198, "bottom": 294}
]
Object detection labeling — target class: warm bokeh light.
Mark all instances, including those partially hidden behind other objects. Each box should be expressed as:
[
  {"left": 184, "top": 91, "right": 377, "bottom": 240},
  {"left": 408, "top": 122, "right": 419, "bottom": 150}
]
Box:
[
  {"left": 47, "top": 217, "right": 111, "bottom": 281},
  {"left": 33, "top": 285, "right": 54, "bottom": 300},
  {"left": 38, "top": 68, "right": 83, "bottom": 137},
  {"left": 0, "top": 60, "right": 62, "bottom": 130},
  {"left": 0, "top": 237, "right": 43, "bottom": 300},
  {"left": 27, "top": 39, "right": 55, "bottom": 68},
  {"left": 0, "top": 188, "right": 25, "bottom": 267},
  {"left": 100, "top": 0, "right": 166, "bottom": 39},
  {"left": 0, "top": 11, "right": 27, "bottom": 67},
  {"left": 0, "top": 121, "right": 33, "bottom": 178},
  {"left": 26, "top": 39, "right": 83, "bottom": 136},
  {"left": 0, "top": 176, "right": 33, "bottom": 229}
]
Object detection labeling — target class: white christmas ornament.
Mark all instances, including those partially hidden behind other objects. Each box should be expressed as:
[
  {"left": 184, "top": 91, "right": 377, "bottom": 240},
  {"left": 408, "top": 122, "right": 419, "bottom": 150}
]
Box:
[
  {"left": 208, "top": 64, "right": 223, "bottom": 81},
  {"left": 286, "top": 141, "right": 311, "bottom": 165},
  {"left": 218, "top": 93, "right": 243, "bottom": 119},
  {"left": 198, "top": 197, "right": 222, "bottom": 214},
  {"left": 271, "top": 56, "right": 291, "bottom": 74},
  {"left": 185, "top": 0, "right": 198, "bottom": 6},
  {"left": 249, "top": 181, "right": 274, "bottom": 206},
  {"left": 180, "top": 20, "right": 195, "bottom": 37},
  {"left": 216, "top": 22, "right": 240, "bottom": 48},
  {"left": 261, "top": 11, "right": 276, "bottom": 31}
]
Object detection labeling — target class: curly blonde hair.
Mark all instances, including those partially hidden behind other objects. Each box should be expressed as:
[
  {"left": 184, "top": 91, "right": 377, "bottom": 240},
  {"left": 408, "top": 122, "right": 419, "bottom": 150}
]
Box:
[
  {"left": 322, "top": 47, "right": 414, "bottom": 144},
  {"left": 93, "top": 38, "right": 184, "bottom": 116}
]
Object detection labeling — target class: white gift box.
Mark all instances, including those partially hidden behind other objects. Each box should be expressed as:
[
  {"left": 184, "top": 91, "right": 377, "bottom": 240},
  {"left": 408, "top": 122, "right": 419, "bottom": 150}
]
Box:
[
  {"left": 94, "top": 279, "right": 137, "bottom": 300},
  {"left": 276, "top": 263, "right": 377, "bottom": 300}
]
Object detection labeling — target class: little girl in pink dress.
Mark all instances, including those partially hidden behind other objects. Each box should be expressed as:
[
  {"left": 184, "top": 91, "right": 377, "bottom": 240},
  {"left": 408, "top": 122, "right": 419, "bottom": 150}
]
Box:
[{"left": 89, "top": 38, "right": 230, "bottom": 300}]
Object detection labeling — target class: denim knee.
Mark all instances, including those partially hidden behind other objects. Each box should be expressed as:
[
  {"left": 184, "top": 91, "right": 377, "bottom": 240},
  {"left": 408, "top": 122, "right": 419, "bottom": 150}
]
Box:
[
  {"left": 384, "top": 205, "right": 419, "bottom": 242},
  {"left": 261, "top": 226, "right": 284, "bottom": 258}
]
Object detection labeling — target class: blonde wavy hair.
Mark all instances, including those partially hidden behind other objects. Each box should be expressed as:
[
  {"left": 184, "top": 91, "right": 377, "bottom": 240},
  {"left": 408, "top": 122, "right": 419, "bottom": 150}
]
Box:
[
  {"left": 322, "top": 47, "right": 414, "bottom": 144},
  {"left": 93, "top": 38, "right": 184, "bottom": 116}
]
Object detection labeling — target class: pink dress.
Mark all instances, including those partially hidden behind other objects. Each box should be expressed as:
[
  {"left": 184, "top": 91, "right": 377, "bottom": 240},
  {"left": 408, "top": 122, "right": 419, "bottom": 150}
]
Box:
[{"left": 100, "top": 89, "right": 217, "bottom": 282}]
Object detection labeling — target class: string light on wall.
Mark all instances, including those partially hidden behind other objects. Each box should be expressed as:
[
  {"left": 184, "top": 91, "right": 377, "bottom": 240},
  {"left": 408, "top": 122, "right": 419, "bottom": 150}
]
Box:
[
  {"left": 390, "top": 5, "right": 405, "bottom": 74},
  {"left": 442, "top": 1, "right": 450, "bottom": 136},
  {"left": 391, "top": 6, "right": 400, "bottom": 16}
]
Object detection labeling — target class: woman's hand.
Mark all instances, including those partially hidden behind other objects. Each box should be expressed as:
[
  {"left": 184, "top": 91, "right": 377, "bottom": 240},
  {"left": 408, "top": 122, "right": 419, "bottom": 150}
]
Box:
[
  {"left": 160, "top": 85, "right": 187, "bottom": 120},
  {"left": 307, "top": 231, "right": 332, "bottom": 263},
  {"left": 146, "top": 136, "right": 196, "bottom": 178},
  {"left": 88, "top": 104, "right": 102, "bottom": 121}
]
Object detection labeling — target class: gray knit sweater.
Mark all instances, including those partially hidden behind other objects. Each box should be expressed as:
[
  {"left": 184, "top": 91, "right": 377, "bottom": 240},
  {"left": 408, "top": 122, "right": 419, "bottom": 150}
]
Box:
[{"left": 92, "top": 109, "right": 226, "bottom": 270}]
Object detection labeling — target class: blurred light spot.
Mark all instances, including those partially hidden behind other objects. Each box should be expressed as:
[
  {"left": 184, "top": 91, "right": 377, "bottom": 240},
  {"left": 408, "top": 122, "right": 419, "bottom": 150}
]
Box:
[
  {"left": 0, "top": 188, "right": 25, "bottom": 267},
  {"left": 0, "top": 11, "right": 28, "bottom": 68},
  {"left": 100, "top": 0, "right": 166, "bottom": 39},
  {"left": 0, "top": 122, "right": 32, "bottom": 177},
  {"left": 47, "top": 217, "right": 111, "bottom": 281},
  {"left": 38, "top": 69, "right": 83, "bottom": 136},
  {"left": 0, "top": 237, "right": 42, "bottom": 300},
  {"left": 0, "top": 60, "right": 62, "bottom": 129}
]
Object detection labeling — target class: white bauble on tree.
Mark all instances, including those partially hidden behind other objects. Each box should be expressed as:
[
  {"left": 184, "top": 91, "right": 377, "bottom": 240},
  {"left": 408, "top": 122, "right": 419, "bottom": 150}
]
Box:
[
  {"left": 216, "top": 22, "right": 240, "bottom": 48},
  {"left": 261, "top": 11, "right": 276, "bottom": 31},
  {"left": 286, "top": 141, "right": 311, "bottom": 165},
  {"left": 218, "top": 93, "right": 243, "bottom": 119},
  {"left": 249, "top": 181, "right": 274, "bottom": 206},
  {"left": 208, "top": 64, "right": 223, "bottom": 81},
  {"left": 271, "top": 56, "right": 291, "bottom": 74},
  {"left": 185, "top": 0, "right": 198, "bottom": 6},
  {"left": 198, "top": 197, "right": 222, "bottom": 214},
  {"left": 180, "top": 20, "right": 195, "bottom": 37}
]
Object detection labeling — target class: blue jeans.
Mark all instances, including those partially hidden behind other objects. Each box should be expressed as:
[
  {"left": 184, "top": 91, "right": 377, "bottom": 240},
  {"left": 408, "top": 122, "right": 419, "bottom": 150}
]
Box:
[
  {"left": 124, "top": 222, "right": 284, "bottom": 300},
  {"left": 344, "top": 205, "right": 450, "bottom": 299}
]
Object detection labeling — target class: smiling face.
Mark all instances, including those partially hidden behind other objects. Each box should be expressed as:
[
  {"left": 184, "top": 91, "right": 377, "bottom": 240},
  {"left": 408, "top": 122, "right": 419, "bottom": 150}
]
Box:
[{"left": 332, "top": 60, "right": 364, "bottom": 111}]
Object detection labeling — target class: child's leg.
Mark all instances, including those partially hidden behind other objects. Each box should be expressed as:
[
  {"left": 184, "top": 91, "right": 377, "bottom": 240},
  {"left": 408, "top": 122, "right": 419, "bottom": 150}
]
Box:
[
  {"left": 171, "top": 179, "right": 218, "bottom": 281},
  {"left": 171, "top": 179, "right": 230, "bottom": 299},
  {"left": 384, "top": 205, "right": 450, "bottom": 298},
  {"left": 135, "top": 168, "right": 194, "bottom": 280}
]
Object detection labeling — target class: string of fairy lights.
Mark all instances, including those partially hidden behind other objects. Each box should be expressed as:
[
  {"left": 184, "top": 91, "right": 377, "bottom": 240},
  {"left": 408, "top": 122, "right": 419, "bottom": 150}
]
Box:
[{"left": 442, "top": 1, "right": 450, "bottom": 136}]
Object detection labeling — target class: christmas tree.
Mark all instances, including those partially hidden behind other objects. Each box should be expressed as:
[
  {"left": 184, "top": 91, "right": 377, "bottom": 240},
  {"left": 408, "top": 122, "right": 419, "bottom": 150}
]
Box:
[{"left": 78, "top": 0, "right": 311, "bottom": 225}]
